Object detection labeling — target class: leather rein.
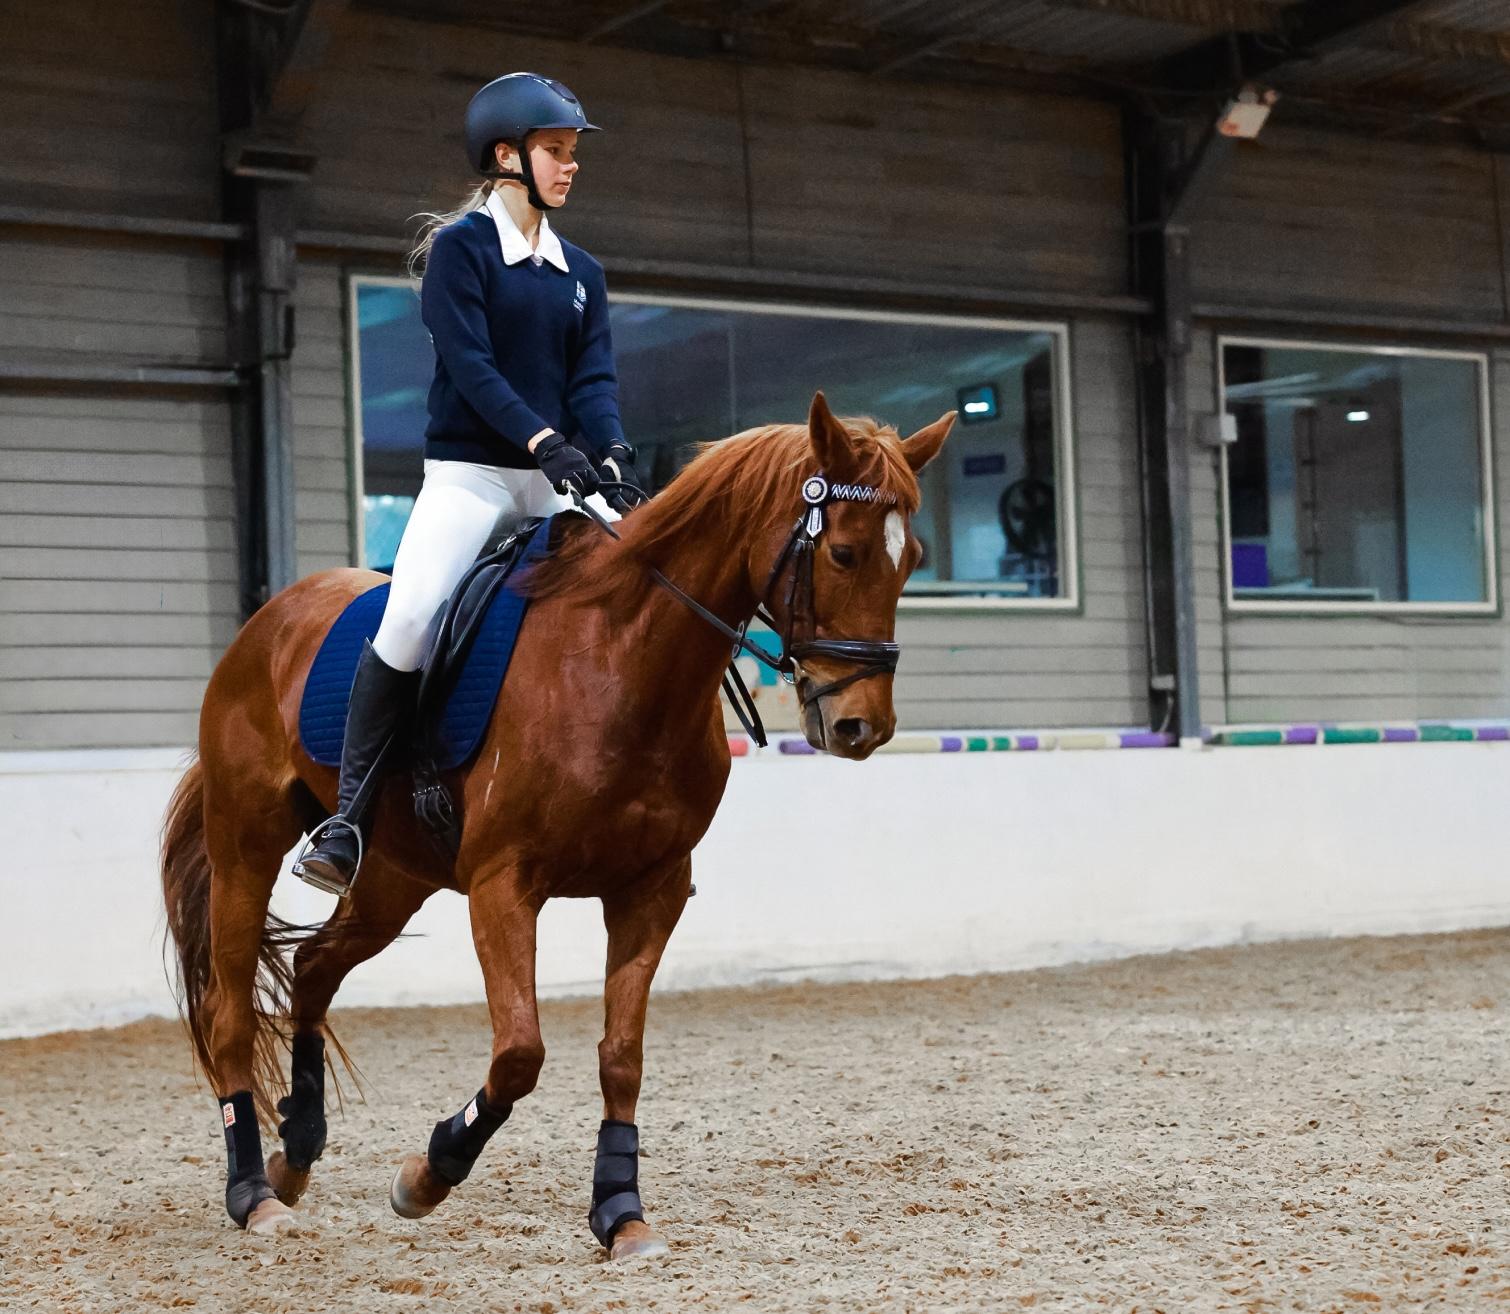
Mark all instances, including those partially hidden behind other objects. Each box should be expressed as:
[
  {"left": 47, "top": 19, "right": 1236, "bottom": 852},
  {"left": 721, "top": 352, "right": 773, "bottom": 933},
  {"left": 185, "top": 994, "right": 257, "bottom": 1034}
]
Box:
[{"left": 573, "top": 473, "right": 903, "bottom": 747}]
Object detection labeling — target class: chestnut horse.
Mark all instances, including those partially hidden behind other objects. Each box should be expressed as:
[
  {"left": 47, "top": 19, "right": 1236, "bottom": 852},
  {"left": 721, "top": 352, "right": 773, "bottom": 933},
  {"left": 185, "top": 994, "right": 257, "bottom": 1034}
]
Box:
[{"left": 162, "top": 393, "right": 952, "bottom": 1253}]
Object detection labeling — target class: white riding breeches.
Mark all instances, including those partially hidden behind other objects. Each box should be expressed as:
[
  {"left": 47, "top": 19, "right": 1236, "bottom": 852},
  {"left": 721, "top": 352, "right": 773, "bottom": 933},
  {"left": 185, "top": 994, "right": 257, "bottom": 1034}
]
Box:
[{"left": 371, "top": 458, "right": 619, "bottom": 672}]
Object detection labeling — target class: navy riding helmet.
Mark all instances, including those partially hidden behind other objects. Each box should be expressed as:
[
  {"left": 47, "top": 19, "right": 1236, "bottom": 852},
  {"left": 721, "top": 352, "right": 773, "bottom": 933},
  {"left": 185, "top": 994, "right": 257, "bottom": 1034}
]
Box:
[{"left": 464, "top": 73, "right": 599, "bottom": 211}]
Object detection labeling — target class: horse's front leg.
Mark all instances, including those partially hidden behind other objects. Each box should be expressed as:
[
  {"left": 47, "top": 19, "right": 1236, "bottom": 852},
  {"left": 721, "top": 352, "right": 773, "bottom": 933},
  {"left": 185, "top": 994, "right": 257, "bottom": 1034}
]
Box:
[
  {"left": 389, "top": 872, "right": 544, "bottom": 1220},
  {"left": 592, "top": 857, "right": 693, "bottom": 1260}
]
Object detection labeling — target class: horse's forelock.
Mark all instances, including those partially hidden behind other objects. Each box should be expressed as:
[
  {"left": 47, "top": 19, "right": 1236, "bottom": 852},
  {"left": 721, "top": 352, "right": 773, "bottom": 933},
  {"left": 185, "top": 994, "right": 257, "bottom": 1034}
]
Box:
[{"left": 714, "top": 417, "right": 922, "bottom": 518}]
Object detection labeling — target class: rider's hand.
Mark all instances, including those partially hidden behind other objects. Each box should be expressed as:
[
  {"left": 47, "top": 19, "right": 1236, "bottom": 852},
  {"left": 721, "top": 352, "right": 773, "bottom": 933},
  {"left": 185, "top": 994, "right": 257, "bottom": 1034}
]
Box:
[
  {"left": 533, "top": 431, "right": 601, "bottom": 497},
  {"left": 599, "top": 441, "right": 645, "bottom": 514}
]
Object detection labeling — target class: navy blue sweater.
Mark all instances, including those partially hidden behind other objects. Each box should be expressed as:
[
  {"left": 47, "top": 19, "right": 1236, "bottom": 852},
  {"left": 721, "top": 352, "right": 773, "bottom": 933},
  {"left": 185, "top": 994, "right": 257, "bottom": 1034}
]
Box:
[{"left": 421, "top": 210, "right": 626, "bottom": 468}]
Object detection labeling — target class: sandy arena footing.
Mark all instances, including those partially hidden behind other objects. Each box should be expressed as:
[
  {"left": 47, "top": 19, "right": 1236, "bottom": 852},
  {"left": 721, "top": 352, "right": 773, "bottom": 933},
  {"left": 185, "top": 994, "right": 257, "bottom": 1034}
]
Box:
[{"left": 1, "top": 930, "right": 1506, "bottom": 1312}]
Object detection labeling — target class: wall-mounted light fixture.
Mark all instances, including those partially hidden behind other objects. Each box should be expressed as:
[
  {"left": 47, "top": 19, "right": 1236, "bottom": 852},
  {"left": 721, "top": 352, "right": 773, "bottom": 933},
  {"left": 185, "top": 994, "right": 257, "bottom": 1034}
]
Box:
[
  {"left": 957, "top": 383, "right": 999, "bottom": 424},
  {"left": 1217, "top": 83, "right": 1279, "bottom": 139}
]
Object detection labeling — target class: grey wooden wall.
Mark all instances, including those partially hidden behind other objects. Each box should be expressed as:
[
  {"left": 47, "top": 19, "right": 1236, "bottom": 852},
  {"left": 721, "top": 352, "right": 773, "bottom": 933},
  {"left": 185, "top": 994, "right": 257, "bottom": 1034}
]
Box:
[
  {"left": 1, "top": 0, "right": 228, "bottom": 749},
  {"left": 5, "top": 2, "right": 1510, "bottom": 749},
  {"left": 896, "top": 319, "right": 1146, "bottom": 729},
  {"left": 298, "top": 16, "right": 1127, "bottom": 296},
  {"left": 0, "top": 0, "right": 220, "bottom": 218},
  {"left": 291, "top": 259, "right": 355, "bottom": 580},
  {"left": 300, "top": 18, "right": 1147, "bottom": 734},
  {"left": 0, "top": 228, "right": 241, "bottom": 750},
  {"left": 1187, "top": 331, "right": 1510, "bottom": 728},
  {"left": 1186, "top": 124, "right": 1510, "bottom": 727}
]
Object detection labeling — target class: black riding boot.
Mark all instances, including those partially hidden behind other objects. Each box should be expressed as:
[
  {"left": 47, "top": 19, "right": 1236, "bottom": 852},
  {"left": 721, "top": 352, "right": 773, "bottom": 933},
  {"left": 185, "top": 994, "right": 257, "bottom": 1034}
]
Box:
[{"left": 292, "top": 640, "right": 417, "bottom": 897}]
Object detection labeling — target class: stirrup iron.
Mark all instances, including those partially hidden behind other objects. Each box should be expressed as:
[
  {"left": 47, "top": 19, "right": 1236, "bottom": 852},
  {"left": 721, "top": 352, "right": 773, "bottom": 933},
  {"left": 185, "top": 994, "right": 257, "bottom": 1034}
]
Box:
[{"left": 291, "top": 816, "right": 363, "bottom": 899}]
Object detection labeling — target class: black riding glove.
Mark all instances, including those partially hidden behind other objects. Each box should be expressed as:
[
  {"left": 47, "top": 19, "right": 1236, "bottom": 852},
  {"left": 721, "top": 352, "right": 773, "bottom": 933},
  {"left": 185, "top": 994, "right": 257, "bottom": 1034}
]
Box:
[
  {"left": 598, "top": 442, "right": 645, "bottom": 514},
  {"left": 534, "top": 431, "right": 601, "bottom": 497}
]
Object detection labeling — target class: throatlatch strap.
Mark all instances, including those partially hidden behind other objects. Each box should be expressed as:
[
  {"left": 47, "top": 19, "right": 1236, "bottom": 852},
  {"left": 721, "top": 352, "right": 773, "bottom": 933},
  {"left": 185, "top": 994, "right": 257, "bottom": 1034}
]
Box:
[
  {"left": 589, "top": 1119, "right": 645, "bottom": 1247},
  {"left": 218, "top": 1089, "right": 275, "bottom": 1227},
  {"left": 277, "top": 1031, "right": 327, "bottom": 1171},
  {"left": 426, "top": 1087, "right": 512, "bottom": 1186}
]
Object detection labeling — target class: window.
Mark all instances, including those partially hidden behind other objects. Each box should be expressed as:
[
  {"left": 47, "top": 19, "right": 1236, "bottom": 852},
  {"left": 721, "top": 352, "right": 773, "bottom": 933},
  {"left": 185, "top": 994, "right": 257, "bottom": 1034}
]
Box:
[
  {"left": 348, "top": 278, "right": 1078, "bottom": 605},
  {"left": 614, "top": 298, "right": 1076, "bottom": 607},
  {"left": 1219, "top": 338, "right": 1495, "bottom": 613},
  {"left": 349, "top": 278, "right": 430, "bottom": 569}
]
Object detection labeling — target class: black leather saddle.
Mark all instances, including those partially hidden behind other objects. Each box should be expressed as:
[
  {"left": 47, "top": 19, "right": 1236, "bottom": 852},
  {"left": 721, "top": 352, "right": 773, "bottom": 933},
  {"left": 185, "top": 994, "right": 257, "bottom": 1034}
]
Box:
[{"left": 408, "top": 515, "right": 554, "bottom": 850}]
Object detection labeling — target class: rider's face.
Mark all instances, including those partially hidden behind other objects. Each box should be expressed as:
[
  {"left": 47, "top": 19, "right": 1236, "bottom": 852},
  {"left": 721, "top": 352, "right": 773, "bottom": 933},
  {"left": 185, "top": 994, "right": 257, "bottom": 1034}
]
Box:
[{"left": 523, "top": 129, "right": 580, "bottom": 206}]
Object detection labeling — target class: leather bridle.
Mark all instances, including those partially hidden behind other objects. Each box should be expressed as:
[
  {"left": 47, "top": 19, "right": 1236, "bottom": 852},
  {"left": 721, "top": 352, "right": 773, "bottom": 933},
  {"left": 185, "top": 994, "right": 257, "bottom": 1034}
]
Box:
[{"left": 574, "top": 472, "right": 903, "bottom": 746}]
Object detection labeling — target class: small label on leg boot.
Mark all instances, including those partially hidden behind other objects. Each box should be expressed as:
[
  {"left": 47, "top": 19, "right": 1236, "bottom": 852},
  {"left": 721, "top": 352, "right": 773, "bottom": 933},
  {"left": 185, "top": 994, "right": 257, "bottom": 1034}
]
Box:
[
  {"left": 463, "top": 1098, "right": 478, "bottom": 1127},
  {"left": 223, "top": 1102, "right": 236, "bottom": 1127}
]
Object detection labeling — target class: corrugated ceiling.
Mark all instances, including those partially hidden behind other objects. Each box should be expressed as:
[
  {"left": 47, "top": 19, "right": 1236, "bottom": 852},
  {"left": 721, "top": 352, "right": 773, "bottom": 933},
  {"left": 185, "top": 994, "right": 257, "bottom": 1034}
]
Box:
[{"left": 357, "top": 0, "right": 1510, "bottom": 136}]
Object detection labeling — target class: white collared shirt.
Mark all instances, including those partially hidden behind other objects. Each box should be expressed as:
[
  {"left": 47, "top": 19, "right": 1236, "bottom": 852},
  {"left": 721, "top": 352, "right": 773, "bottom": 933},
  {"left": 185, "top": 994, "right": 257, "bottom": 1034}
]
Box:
[{"left": 483, "top": 188, "right": 569, "bottom": 273}]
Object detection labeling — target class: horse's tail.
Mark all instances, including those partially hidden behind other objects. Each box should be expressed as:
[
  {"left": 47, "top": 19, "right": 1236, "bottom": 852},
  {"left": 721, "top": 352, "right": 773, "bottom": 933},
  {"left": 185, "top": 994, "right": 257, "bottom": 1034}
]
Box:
[
  {"left": 161, "top": 756, "right": 220, "bottom": 1086},
  {"left": 161, "top": 755, "right": 321, "bottom": 1123}
]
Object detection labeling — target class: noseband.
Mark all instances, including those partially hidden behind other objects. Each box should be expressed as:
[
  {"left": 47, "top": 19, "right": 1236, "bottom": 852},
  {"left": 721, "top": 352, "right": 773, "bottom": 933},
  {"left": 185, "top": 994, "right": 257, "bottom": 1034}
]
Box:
[{"left": 575, "top": 473, "right": 903, "bottom": 745}]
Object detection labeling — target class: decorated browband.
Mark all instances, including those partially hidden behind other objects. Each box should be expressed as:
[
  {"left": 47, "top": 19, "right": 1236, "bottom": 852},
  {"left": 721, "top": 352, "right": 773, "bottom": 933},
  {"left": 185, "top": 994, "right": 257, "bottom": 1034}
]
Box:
[{"left": 800, "top": 474, "right": 898, "bottom": 537}]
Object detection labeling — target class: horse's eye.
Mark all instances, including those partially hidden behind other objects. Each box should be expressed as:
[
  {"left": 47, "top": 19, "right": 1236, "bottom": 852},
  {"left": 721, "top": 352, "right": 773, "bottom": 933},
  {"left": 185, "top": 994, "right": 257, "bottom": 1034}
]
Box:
[{"left": 830, "top": 543, "right": 856, "bottom": 568}]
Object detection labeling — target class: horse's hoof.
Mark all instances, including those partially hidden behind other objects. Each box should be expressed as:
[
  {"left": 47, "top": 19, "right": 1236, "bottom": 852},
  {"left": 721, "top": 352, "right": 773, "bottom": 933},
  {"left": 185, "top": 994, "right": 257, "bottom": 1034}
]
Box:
[
  {"left": 265, "top": 1151, "right": 310, "bottom": 1207},
  {"left": 245, "top": 1197, "right": 298, "bottom": 1236},
  {"left": 610, "top": 1220, "right": 669, "bottom": 1261},
  {"left": 390, "top": 1154, "right": 451, "bottom": 1220}
]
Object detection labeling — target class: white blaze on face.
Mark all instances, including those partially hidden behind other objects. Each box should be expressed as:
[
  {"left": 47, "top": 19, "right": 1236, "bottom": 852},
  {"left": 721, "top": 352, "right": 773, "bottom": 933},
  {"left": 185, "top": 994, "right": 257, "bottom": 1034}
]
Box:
[{"left": 883, "top": 510, "right": 905, "bottom": 570}]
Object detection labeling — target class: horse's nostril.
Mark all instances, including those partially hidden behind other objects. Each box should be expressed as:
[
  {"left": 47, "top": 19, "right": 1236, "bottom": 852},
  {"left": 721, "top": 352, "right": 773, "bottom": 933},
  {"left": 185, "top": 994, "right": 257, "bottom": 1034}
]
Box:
[{"left": 833, "top": 717, "right": 871, "bottom": 745}]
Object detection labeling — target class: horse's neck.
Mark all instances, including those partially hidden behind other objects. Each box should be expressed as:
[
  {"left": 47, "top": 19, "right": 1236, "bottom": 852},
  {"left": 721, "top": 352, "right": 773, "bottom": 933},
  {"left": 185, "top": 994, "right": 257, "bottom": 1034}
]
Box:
[{"left": 599, "top": 506, "right": 765, "bottom": 729}]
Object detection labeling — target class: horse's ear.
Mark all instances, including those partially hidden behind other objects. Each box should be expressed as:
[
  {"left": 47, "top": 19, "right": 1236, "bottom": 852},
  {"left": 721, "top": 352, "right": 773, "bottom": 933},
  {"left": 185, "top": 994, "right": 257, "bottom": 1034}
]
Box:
[
  {"left": 807, "top": 391, "right": 859, "bottom": 476},
  {"left": 902, "top": 411, "right": 956, "bottom": 473}
]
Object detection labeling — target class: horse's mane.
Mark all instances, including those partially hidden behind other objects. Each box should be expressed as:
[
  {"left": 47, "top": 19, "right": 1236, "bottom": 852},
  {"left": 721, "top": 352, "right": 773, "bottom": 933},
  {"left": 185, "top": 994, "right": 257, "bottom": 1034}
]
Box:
[{"left": 526, "top": 416, "right": 921, "bottom": 607}]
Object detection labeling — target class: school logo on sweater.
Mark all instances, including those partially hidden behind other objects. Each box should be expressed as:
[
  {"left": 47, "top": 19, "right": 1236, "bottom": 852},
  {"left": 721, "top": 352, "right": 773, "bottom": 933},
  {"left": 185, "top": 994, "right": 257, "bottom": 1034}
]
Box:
[{"left": 573, "top": 281, "right": 586, "bottom": 314}]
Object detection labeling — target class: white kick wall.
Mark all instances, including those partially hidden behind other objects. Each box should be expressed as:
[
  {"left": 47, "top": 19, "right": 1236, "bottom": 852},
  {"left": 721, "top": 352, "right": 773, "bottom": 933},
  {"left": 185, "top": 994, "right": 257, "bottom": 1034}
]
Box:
[{"left": 4, "top": 743, "right": 1508, "bottom": 1038}]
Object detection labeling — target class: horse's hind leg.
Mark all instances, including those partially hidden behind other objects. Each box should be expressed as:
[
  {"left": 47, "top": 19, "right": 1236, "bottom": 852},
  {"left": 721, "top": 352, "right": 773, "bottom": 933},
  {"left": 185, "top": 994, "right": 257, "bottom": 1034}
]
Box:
[
  {"left": 265, "top": 859, "right": 433, "bottom": 1206},
  {"left": 390, "top": 873, "right": 543, "bottom": 1220},
  {"left": 591, "top": 858, "right": 692, "bottom": 1260},
  {"left": 198, "top": 776, "right": 305, "bottom": 1235}
]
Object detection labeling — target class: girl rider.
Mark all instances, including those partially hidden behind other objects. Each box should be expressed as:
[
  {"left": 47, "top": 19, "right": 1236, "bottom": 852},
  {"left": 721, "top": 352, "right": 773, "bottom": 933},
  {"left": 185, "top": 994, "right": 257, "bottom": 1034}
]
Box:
[{"left": 294, "top": 73, "right": 641, "bottom": 897}]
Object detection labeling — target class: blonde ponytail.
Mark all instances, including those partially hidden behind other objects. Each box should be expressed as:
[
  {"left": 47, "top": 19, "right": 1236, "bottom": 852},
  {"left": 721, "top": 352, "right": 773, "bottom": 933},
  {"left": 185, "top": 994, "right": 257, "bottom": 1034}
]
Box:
[{"left": 407, "top": 181, "right": 494, "bottom": 279}]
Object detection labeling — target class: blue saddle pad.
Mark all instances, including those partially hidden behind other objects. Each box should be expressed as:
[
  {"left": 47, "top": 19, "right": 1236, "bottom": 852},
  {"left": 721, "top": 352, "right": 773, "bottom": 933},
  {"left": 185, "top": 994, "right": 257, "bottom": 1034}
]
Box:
[{"left": 299, "top": 517, "right": 554, "bottom": 770}]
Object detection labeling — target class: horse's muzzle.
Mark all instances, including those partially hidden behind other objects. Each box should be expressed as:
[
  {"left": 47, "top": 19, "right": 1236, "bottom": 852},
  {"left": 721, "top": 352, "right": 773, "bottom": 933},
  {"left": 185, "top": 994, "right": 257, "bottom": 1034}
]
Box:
[{"left": 800, "top": 684, "right": 892, "bottom": 760}]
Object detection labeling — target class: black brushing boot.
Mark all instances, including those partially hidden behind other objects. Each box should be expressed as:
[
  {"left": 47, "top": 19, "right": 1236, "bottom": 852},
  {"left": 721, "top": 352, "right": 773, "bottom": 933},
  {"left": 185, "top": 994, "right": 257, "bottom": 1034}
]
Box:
[
  {"left": 292, "top": 640, "right": 417, "bottom": 897},
  {"left": 219, "top": 1090, "right": 277, "bottom": 1228},
  {"left": 277, "top": 1032, "right": 328, "bottom": 1171},
  {"left": 589, "top": 1120, "right": 646, "bottom": 1249}
]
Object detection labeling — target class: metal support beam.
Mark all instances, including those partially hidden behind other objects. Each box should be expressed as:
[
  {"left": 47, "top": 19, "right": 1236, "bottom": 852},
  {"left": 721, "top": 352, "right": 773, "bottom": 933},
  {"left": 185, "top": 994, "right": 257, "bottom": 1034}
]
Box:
[
  {"left": 219, "top": 4, "right": 307, "bottom": 617},
  {"left": 221, "top": 0, "right": 348, "bottom": 181},
  {"left": 262, "top": 0, "right": 349, "bottom": 125},
  {"left": 1154, "top": 0, "right": 1433, "bottom": 95},
  {"left": 1127, "top": 111, "right": 1206, "bottom": 743},
  {"left": 869, "top": 0, "right": 1010, "bottom": 76},
  {"left": 0, "top": 360, "right": 240, "bottom": 389},
  {"left": 0, "top": 205, "right": 246, "bottom": 244},
  {"left": 584, "top": 0, "right": 669, "bottom": 43},
  {"left": 223, "top": 181, "right": 301, "bottom": 616},
  {"left": 871, "top": 31, "right": 960, "bottom": 78},
  {"left": 254, "top": 184, "right": 300, "bottom": 597},
  {"left": 1164, "top": 118, "right": 1235, "bottom": 229}
]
